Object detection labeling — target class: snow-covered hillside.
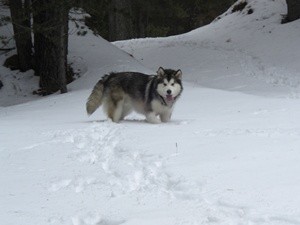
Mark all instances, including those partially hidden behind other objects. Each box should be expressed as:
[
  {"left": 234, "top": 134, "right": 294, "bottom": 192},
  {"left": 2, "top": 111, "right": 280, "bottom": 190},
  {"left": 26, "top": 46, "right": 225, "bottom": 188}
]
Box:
[
  {"left": 115, "top": 0, "right": 300, "bottom": 97},
  {"left": 1, "top": 0, "right": 300, "bottom": 225}
]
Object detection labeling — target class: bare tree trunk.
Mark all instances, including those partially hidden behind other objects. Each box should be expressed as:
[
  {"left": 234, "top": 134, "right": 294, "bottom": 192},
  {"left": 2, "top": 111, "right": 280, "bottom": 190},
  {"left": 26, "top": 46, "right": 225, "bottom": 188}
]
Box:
[
  {"left": 133, "top": 1, "right": 148, "bottom": 38},
  {"left": 32, "top": 0, "right": 69, "bottom": 94},
  {"left": 138, "top": 9, "right": 147, "bottom": 38},
  {"left": 286, "top": 0, "right": 300, "bottom": 22},
  {"left": 9, "top": 0, "right": 33, "bottom": 72},
  {"left": 58, "top": 3, "right": 68, "bottom": 93},
  {"left": 108, "top": 0, "right": 134, "bottom": 41}
]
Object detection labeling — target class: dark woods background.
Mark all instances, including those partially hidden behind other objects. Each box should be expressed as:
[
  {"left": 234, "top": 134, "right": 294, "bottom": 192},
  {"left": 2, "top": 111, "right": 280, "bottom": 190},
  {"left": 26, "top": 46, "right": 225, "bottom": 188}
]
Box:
[
  {"left": 1, "top": 0, "right": 300, "bottom": 95},
  {"left": 76, "top": 0, "right": 236, "bottom": 41}
]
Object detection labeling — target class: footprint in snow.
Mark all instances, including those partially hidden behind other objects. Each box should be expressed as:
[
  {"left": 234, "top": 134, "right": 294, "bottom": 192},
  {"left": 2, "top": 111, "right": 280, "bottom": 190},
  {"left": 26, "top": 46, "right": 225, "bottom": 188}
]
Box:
[{"left": 49, "top": 123, "right": 203, "bottom": 201}]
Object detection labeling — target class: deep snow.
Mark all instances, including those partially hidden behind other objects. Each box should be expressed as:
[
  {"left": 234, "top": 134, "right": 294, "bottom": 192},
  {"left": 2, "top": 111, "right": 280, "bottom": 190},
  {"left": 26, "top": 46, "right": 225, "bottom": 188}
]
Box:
[{"left": 1, "top": 0, "right": 300, "bottom": 224}]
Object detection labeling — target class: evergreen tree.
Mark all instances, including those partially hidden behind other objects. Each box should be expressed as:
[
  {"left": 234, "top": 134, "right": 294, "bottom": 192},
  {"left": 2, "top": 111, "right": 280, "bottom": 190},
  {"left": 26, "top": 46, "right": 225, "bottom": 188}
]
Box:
[
  {"left": 7, "top": 0, "right": 71, "bottom": 94},
  {"left": 108, "top": 0, "right": 134, "bottom": 41},
  {"left": 32, "top": 0, "right": 69, "bottom": 94},
  {"left": 9, "top": 0, "right": 32, "bottom": 72},
  {"left": 285, "top": 0, "right": 300, "bottom": 22},
  {"left": 79, "top": 0, "right": 235, "bottom": 41}
]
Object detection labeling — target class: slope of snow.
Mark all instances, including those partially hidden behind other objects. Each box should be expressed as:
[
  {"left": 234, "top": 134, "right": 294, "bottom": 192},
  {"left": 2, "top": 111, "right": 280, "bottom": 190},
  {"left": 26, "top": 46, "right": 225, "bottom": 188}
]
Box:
[
  {"left": 114, "top": 0, "right": 300, "bottom": 97},
  {"left": 1, "top": 1, "right": 300, "bottom": 225}
]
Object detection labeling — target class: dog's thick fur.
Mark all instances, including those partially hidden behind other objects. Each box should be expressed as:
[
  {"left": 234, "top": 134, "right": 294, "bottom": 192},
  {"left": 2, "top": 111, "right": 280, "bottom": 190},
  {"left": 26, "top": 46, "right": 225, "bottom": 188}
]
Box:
[{"left": 86, "top": 67, "right": 183, "bottom": 123}]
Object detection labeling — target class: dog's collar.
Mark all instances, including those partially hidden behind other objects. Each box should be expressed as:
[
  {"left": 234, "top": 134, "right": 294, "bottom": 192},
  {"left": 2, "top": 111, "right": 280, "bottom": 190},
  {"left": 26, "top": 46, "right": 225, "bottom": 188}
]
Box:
[{"left": 158, "top": 94, "right": 168, "bottom": 106}]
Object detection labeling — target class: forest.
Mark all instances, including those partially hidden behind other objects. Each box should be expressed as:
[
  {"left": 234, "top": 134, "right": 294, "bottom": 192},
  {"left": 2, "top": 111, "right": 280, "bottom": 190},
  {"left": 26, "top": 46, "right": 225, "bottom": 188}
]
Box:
[{"left": 1, "top": 0, "right": 300, "bottom": 95}]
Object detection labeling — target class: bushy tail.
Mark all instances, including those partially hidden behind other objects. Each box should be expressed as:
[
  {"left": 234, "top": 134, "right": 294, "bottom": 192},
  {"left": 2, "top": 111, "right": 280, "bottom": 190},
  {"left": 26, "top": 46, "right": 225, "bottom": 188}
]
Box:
[{"left": 86, "top": 79, "right": 105, "bottom": 115}]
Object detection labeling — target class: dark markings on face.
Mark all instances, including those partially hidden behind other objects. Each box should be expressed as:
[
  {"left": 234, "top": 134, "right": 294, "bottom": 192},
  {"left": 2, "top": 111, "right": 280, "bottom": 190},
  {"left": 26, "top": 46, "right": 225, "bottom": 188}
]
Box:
[{"left": 158, "top": 69, "right": 182, "bottom": 86}]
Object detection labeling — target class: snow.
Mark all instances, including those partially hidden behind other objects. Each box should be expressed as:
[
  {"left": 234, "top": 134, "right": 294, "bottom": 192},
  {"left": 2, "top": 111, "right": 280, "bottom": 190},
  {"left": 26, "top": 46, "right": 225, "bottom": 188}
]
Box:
[{"left": 1, "top": 0, "right": 300, "bottom": 224}]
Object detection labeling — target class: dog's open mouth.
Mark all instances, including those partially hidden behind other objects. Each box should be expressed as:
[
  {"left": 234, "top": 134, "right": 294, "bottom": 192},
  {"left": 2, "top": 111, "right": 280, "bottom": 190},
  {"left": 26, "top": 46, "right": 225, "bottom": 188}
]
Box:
[{"left": 166, "top": 94, "right": 174, "bottom": 102}]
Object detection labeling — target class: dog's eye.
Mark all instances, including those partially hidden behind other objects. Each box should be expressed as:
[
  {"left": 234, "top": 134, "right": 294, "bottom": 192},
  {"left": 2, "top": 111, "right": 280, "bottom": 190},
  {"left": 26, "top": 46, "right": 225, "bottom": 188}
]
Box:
[
  {"left": 164, "top": 84, "right": 167, "bottom": 86},
  {"left": 171, "top": 83, "right": 174, "bottom": 86}
]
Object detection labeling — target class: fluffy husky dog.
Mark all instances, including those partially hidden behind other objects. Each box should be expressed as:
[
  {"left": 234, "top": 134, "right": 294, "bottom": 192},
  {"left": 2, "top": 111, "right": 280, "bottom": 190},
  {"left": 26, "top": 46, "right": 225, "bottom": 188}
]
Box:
[{"left": 86, "top": 67, "right": 183, "bottom": 123}]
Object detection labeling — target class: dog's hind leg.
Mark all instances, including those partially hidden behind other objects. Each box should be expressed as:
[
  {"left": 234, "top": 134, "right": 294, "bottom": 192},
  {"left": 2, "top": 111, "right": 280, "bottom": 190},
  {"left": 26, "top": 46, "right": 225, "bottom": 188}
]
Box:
[
  {"left": 106, "top": 88, "right": 125, "bottom": 123},
  {"left": 113, "top": 100, "right": 125, "bottom": 122},
  {"left": 106, "top": 99, "right": 124, "bottom": 122},
  {"left": 120, "top": 98, "right": 133, "bottom": 120}
]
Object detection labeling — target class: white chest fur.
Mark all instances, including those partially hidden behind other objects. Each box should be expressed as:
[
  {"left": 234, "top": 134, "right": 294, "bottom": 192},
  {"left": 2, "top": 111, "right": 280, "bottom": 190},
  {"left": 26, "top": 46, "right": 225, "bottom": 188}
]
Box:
[{"left": 151, "top": 99, "right": 173, "bottom": 115}]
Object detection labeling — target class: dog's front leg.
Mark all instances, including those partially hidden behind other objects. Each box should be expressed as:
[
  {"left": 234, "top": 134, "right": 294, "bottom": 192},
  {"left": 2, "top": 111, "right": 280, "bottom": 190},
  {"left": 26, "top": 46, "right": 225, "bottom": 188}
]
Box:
[
  {"left": 160, "top": 111, "right": 172, "bottom": 122},
  {"left": 146, "top": 112, "right": 161, "bottom": 124}
]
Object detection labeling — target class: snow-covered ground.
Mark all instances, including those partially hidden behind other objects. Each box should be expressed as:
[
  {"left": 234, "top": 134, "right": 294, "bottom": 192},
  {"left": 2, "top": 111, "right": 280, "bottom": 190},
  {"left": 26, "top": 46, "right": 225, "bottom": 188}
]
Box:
[{"left": 1, "top": 0, "right": 300, "bottom": 224}]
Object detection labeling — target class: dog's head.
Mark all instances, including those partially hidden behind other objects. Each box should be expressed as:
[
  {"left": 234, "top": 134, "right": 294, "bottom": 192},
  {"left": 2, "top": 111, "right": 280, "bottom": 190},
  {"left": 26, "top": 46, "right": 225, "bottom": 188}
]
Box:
[{"left": 156, "top": 67, "right": 183, "bottom": 104}]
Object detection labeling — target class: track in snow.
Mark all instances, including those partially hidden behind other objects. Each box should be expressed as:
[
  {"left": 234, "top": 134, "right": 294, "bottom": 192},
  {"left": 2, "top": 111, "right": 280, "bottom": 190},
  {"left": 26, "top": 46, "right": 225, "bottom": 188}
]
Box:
[{"left": 44, "top": 122, "right": 300, "bottom": 225}]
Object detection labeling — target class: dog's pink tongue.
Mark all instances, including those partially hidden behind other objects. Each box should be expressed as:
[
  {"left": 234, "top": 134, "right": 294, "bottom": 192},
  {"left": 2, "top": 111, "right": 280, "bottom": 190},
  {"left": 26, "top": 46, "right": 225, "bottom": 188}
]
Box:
[{"left": 166, "top": 95, "right": 173, "bottom": 102}]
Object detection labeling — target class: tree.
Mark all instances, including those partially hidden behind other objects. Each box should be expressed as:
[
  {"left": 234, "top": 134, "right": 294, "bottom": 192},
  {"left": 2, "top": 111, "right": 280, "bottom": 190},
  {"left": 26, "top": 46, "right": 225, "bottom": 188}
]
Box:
[
  {"left": 81, "top": 0, "right": 235, "bottom": 40},
  {"left": 32, "top": 0, "right": 69, "bottom": 94},
  {"left": 7, "top": 0, "right": 71, "bottom": 94},
  {"left": 9, "top": 0, "right": 32, "bottom": 72},
  {"left": 286, "top": 0, "right": 300, "bottom": 22},
  {"left": 108, "top": 0, "right": 134, "bottom": 41}
]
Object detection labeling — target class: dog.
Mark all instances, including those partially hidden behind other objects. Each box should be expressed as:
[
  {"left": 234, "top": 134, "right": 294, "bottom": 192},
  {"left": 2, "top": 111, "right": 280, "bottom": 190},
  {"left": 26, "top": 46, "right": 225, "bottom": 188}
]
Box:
[{"left": 86, "top": 67, "right": 183, "bottom": 123}]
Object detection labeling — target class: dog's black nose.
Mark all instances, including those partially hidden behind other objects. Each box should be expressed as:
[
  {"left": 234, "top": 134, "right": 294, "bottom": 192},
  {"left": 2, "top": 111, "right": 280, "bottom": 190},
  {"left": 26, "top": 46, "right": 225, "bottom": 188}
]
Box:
[{"left": 167, "top": 89, "right": 172, "bottom": 94}]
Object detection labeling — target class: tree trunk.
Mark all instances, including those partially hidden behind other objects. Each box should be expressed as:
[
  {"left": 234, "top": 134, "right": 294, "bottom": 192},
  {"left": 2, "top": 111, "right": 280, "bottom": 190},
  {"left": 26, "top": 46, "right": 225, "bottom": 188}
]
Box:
[
  {"left": 58, "top": 2, "right": 68, "bottom": 93},
  {"left": 286, "top": 0, "right": 300, "bottom": 22},
  {"left": 32, "top": 0, "right": 69, "bottom": 94},
  {"left": 136, "top": 2, "right": 147, "bottom": 38},
  {"left": 108, "top": 0, "right": 134, "bottom": 41},
  {"left": 9, "top": 0, "right": 33, "bottom": 72}
]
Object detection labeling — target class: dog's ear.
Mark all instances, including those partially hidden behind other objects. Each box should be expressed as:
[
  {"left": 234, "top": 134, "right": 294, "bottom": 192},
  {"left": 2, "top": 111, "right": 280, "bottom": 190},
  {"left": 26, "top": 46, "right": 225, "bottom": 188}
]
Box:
[
  {"left": 175, "top": 69, "right": 182, "bottom": 80},
  {"left": 157, "top": 67, "right": 165, "bottom": 78}
]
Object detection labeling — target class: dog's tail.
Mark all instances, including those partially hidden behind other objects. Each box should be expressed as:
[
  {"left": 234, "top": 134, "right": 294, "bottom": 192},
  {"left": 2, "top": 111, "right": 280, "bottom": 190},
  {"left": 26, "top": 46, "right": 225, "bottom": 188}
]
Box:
[{"left": 86, "top": 77, "right": 107, "bottom": 115}]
